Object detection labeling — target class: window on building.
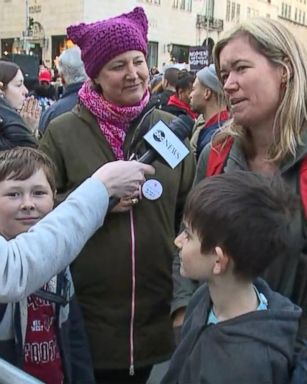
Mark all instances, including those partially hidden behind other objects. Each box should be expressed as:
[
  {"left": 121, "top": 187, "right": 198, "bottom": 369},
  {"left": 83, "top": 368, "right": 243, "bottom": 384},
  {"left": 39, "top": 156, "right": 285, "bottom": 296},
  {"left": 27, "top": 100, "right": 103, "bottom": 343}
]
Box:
[
  {"left": 154, "top": 0, "right": 161, "bottom": 4},
  {"left": 187, "top": 0, "right": 192, "bottom": 11},
  {"left": 206, "top": 0, "right": 214, "bottom": 18},
  {"left": 226, "top": 0, "right": 231, "bottom": 21},
  {"left": 295, "top": 7, "right": 297, "bottom": 21},
  {"left": 236, "top": 4, "right": 240, "bottom": 22},
  {"left": 180, "top": 0, "right": 186, "bottom": 10},
  {"left": 284, "top": 4, "right": 288, "bottom": 18},
  {"left": 288, "top": 5, "right": 291, "bottom": 19},
  {"left": 171, "top": 44, "right": 189, "bottom": 63},
  {"left": 299, "top": 9, "right": 302, "bottom": 23},
  {"left": 147, "top": 41, "right": 158, "bottom": 68},
  {"left": 281, "top": 2, "right": 284, "bottom": 17},
  {"left": 172, "top": 0, "right": 179, "bottom": 8},
  {"left": 231, "top": 2, "right": 235, "bottom": 21},
  {"left": 303, "top": 11, "right": 306, "bottom": 24},
  {"left": 1, "top": 38, "right": 14, "bottom": 56},
  {"left": 247, "top": 6, "right": 251, "bottom": 18},
  {"left": 52, "top": 35, "right": 70, "bottom": 65}
]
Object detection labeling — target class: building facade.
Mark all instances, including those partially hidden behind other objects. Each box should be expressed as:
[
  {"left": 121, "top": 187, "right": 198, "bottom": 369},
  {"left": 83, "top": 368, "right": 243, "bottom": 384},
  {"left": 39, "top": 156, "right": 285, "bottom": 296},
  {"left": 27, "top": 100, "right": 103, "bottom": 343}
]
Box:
[{"left": 0, "top": 0, "right": 307, "bottom": 70}]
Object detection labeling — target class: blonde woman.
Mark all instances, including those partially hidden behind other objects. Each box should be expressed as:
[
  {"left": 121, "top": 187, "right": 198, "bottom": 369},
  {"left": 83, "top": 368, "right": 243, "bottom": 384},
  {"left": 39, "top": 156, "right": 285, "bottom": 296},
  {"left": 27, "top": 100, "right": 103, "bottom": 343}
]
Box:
[{"left": 172, "top": 17, "right": 307, "bottom": 353}]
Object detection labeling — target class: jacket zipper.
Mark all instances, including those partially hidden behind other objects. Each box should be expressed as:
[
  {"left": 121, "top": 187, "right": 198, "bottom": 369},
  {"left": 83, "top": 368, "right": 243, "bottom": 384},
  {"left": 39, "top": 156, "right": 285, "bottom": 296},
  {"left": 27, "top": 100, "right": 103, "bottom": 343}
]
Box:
[
  {"left": 129, "top": 208, "right": 136, "bottom": 375},
  {"left": 127, "top": 105, "right": 156, "bottom": 375}
]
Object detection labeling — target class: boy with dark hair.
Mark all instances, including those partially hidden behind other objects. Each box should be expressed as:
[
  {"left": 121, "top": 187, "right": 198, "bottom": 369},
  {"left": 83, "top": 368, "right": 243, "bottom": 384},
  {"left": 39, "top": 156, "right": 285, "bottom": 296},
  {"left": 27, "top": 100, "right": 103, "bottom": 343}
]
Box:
[
  {"left": 0, "top": 147, "right": 95, "bottom": 384},
  {"left": 163, "top": 171, "right": 302, "bottom": 384}
]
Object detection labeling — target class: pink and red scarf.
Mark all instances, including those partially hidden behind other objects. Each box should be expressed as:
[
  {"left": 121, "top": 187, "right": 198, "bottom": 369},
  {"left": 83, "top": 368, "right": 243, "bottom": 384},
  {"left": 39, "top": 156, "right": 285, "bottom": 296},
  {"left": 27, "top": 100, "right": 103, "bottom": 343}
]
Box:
[{"left": 79, "top": 80, "right": 150, "bottom": 159}]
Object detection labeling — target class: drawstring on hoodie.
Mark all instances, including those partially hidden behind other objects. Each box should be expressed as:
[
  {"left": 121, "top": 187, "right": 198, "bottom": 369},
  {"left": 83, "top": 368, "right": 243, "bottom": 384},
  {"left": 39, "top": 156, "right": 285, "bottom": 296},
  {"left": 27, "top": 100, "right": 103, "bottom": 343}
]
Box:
[{"left": 129, "top": 208, "right": 136, "bottom": 376}]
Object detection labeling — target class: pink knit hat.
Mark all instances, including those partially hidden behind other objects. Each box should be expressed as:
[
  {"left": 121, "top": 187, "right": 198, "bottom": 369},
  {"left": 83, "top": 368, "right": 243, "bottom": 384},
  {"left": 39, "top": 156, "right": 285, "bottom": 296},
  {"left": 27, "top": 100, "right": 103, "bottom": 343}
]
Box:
[{"left": 67, "top": 7, "right": 148, "bottom": 79}]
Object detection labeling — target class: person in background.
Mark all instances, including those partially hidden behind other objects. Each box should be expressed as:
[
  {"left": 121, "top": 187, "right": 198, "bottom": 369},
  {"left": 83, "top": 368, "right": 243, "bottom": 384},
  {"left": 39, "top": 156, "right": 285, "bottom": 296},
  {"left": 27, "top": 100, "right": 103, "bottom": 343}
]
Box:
[
  {"left": 40, "top": 7, "right": 194, "bottom": 384},
  {"left": 149, "top": 73, "right": 163, "bottom": 94},
  {"left": 163, "top": 71, "right": 197, "bottom": 121},
  {"left": 51, "top": 67, "right": 64, "bottom": 99},
  {"left": 150, "top": 66, "right": 179, "bottom": 109},
  {"left": 39, "top": 47, "right": 87, "bottom": 134},
  {"left": 0, "top": 60, "right": 39, "bottom": 147},
  {"left": 149, "top": 66, "right": 160, "bottom": 80},
  {"left": 163, "top": 172, "right": 301, "bottom": 384},
  {"left": 0, "top": 147, "right": 95, "bottom": 384},
  {"left": 189, "top": 64, "right": 229, "bottom": 160},
  {"left": 32, "top": 68, "right": 56, "bottom": 112},
  {"left": 172, "top": 17, "right": 307, "bottom": 355}
]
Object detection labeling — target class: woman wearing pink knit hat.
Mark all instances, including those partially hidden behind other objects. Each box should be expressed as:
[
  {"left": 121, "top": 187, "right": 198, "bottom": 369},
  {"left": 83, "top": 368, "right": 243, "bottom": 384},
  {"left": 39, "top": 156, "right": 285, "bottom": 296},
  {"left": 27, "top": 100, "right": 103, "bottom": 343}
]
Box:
[{"left": 40, "top": 7, "right": 195, "bottom": 384}]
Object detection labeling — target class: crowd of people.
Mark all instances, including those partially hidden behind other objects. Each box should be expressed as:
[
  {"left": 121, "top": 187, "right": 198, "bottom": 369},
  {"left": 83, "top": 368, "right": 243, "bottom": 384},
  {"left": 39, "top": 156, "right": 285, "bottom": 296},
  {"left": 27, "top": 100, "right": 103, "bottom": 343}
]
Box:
[{"left": 0, "top": 5, "right": 306, "bottom": 384}]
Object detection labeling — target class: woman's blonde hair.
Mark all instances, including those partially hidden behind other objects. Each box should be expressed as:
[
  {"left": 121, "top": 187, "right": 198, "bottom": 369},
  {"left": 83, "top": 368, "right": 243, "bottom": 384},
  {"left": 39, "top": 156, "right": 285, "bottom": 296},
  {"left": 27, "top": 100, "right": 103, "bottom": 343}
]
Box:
[{"left": 213, "top": 17, "right": 307, "bottom": 162}]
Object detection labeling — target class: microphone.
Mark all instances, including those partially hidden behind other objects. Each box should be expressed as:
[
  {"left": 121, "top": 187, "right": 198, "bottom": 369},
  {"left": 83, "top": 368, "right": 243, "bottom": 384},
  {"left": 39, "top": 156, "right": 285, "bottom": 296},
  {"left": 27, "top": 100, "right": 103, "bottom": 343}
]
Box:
[
  {"left": 136, "top": 114, "right": 193, "bottom": 164},
  {"left": 108, "top": 114, "right": 194, "bottom": 211}
]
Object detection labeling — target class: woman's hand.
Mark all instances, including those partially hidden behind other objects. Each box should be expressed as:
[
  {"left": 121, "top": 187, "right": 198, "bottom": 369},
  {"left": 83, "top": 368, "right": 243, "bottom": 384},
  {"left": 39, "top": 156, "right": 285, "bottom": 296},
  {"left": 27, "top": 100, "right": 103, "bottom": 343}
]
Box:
[
  {"left": 111, "top": 190, "right": 142, "bottom": 213},
  {"left": 20, "top": 96, "right": 41, "bottom": 138}
]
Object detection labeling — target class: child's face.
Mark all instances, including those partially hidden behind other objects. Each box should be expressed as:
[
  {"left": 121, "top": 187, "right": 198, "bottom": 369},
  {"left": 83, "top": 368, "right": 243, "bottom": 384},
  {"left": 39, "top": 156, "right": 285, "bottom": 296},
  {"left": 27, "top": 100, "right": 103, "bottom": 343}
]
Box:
[
  {"left": 0, "top": 169, "right": 54, "bottom": 239},
  {"left": 175, "top": 222, "right": 216, "bottom": 281}
]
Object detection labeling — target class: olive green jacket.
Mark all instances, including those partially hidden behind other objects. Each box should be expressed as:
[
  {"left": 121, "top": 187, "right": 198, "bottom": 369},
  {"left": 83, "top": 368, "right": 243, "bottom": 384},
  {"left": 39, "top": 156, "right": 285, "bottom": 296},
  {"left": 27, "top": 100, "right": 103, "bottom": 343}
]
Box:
[{"left": 40, "top": 103, "right": 195, "bottom": 370}]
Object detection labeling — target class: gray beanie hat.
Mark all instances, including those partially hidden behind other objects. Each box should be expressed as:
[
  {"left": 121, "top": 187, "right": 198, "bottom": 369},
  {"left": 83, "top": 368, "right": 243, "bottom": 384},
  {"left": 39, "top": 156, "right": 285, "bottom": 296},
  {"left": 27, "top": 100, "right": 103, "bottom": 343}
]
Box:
[{"left": 196, "top": 64, "right": 222, "bottom": 94}]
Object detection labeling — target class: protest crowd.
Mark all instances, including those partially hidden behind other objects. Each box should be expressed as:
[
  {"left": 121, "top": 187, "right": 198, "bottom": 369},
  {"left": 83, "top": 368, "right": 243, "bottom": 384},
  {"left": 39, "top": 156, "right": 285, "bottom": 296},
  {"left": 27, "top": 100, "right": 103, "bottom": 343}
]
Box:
[{"left": 0, "top": 4, "right": 306, "bottom": 384}]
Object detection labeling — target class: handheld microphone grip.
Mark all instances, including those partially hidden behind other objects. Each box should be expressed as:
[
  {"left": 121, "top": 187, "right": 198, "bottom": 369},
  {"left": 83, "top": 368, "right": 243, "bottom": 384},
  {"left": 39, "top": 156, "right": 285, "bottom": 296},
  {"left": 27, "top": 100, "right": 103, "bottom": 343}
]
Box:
[{"left": 108, "top": 114, "right": 193, "bottom": 211}]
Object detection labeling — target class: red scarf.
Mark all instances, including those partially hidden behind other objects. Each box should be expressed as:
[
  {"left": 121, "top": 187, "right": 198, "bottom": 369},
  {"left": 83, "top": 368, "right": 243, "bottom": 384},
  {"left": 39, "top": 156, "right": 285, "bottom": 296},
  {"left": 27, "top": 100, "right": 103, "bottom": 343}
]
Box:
[{"left": 167, "top": 94, "right": 197, "bottom": 119}]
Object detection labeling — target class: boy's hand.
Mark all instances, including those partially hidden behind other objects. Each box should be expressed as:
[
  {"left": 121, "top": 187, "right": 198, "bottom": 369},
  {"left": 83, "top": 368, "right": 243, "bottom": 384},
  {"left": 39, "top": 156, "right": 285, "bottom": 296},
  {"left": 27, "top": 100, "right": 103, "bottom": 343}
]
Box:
[{"left": 92, "top": 160, "right": 155, "bottom": 198}]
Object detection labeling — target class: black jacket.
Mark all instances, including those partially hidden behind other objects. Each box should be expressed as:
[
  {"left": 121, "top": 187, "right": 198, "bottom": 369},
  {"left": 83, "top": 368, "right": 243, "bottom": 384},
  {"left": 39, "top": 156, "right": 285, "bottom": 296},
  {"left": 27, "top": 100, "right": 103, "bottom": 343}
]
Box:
[
  {"left": 163, "top": 279, "right": 301, "bottom": 384},
  {"left": 0, "top": 97, "right": 37, "bottom": 149},
  {"left": 150, "top": 90, "right": 175, "bottom": 109}
]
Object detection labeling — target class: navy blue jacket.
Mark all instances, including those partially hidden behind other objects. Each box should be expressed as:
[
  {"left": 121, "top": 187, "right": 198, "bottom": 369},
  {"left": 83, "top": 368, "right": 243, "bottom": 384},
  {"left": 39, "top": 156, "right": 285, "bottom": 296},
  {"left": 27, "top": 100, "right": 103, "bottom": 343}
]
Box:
[
  {"left": 0, "top": 268, "right": 95, "bottom": 384},
  {"left": 39, "top": 82, "right": 84, "bottom": 133}
]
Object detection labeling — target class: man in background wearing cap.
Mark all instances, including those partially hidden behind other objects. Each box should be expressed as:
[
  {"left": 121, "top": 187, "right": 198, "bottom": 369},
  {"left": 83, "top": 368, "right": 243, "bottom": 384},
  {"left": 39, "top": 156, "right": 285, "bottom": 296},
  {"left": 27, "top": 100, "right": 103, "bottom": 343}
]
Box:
[
  {"left": 189, "top": 64, "right": 229, "bottom": 160},
  {"left": 32, "top": 68, "right": 56, "bottom": 113}
]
